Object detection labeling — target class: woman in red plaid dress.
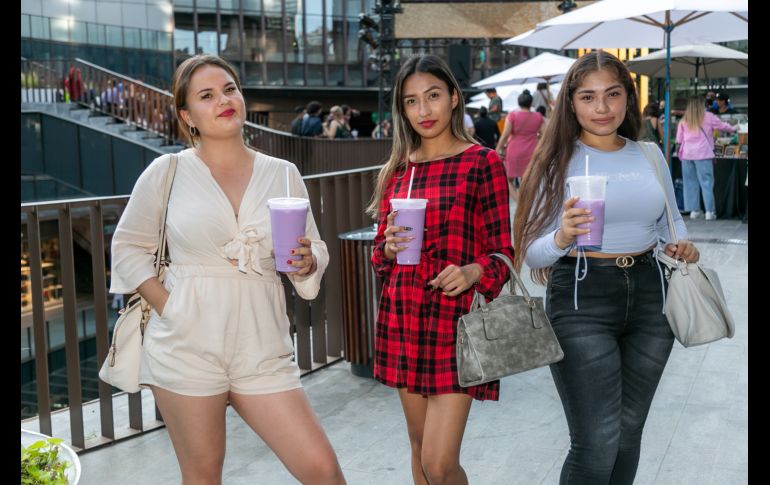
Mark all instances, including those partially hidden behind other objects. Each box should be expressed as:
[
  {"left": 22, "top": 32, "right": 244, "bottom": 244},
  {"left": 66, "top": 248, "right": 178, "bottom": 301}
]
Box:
[{"left": 367, "top": 54, "right": 514, "bottom": 485}]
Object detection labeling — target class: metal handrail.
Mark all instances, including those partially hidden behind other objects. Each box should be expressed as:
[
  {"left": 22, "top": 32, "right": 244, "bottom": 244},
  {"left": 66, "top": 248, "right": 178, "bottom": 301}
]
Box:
[{"left": 21, "top": 57, "right": 393, "bottom": 173}]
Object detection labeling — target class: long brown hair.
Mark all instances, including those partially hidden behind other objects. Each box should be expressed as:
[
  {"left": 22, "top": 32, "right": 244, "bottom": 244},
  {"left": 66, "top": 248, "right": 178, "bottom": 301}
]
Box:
[
  {"left": 681, "top": 96, "right": 706, "bottom": 133},
  {"left": 365, "top": 54, "right": 477, "bottom": 216},
  {"left": 513, "top": 50, "right": 641, "bottom": 284},
  {"left": 171, "top": 55, "right": 243, "bottom": 146}
]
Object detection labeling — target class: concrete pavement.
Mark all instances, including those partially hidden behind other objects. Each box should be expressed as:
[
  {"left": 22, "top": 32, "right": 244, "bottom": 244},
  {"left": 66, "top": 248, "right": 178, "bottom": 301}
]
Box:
[{"left": 77, "top": 217, "right": 748, "bottom": 484}]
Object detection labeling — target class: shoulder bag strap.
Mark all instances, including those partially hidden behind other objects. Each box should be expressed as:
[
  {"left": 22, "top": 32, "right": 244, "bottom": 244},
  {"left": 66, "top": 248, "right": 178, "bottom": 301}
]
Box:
[
  {"left": 699, "top": 127, "right": 713, "bottom": 145},
  {"left": 637, "top": 141, "right": 679, "bottom": 244},
  {"left": 155, "top": 153, "right": 178, "bottom": 275}
]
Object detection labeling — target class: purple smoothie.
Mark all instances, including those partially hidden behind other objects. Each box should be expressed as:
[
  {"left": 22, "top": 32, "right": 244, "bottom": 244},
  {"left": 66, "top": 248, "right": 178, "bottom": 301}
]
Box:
[
  {"left": 269, "top": 204, "right": 308, "bottom": 273},
  {"left": 394, "top": 208, "right": 426, "bottom": 265},
  {"left": 574, "top": 199, "right": 605, "bottom": 247}
]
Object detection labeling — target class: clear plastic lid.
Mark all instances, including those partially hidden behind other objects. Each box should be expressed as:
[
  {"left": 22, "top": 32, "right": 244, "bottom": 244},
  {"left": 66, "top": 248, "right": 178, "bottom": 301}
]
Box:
[
  {"left": 390, "top": 198, "right": 428, "bottom": 209},
  {"left": 566, "top": 176, "right": 607, "bottom": 199},
  {"left": 267, "top": 197, "right": 309, "bottom": 209}
]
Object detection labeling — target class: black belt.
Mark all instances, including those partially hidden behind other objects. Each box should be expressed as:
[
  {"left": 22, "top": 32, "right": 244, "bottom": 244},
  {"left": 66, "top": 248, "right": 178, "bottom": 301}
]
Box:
[{"left": 558, "top": 250, "right": 656, "bottom": 268}]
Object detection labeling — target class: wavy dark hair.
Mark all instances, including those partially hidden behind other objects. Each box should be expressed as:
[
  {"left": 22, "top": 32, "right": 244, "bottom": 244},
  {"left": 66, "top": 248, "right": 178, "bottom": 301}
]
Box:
[
  {"left": 513, "top": 50, "right": 641, "bottom": 284},
  {"left": 366, "top": 54, "right": 477, "bottom": 216}
]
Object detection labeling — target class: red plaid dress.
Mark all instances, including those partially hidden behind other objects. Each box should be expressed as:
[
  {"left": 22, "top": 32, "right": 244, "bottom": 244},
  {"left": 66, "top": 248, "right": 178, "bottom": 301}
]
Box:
[{"left": 371, "top": 144, "right": 514, "bottom": 401}]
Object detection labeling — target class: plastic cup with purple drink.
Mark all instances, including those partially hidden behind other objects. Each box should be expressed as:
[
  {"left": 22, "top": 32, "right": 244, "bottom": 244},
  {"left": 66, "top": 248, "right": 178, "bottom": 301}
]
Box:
[
  {"left": 267, "top": 197, "right": 309, "bottom": 272},
  {"left": 390, "top": 198, "right": 428, "bottom": 265},
  {"left": 566, "top": 175, "right": 607, "bottom": 247}
]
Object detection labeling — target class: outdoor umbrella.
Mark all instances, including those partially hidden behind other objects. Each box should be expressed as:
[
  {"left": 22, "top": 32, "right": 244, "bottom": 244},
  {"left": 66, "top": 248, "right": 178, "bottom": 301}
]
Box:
[
  {"left": 626, "top": 43, "right": 748, "bottom": 80},
  {"left": 472, "top": 52, "right": 575, "bottom": 89},
  {"left": 504, "top": 0, "right": 749, "bottom": 163}
]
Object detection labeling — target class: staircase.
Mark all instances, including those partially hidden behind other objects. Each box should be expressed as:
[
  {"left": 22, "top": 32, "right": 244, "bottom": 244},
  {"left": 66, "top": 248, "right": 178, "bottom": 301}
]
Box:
[{"left": 23, "top": 101, "right": 187, "bottom": 155}]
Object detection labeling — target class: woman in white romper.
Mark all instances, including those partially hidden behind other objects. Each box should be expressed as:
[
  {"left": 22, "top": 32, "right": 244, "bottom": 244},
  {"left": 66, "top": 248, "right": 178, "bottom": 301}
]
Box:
[{"left": 109, "top": 55, "right": 346, "bottom": 484}]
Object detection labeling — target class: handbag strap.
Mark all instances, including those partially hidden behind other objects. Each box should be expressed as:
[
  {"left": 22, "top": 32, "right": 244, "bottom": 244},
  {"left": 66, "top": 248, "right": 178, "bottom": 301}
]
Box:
[
  {"left": 155, "top": 154, "right": 178, "bottom": 276},
  {"left": 469, "top": 253, "right": 535, "bottom": 309},
  {"left": 637, "top": 141, "right": 679, "bottom": 244}
]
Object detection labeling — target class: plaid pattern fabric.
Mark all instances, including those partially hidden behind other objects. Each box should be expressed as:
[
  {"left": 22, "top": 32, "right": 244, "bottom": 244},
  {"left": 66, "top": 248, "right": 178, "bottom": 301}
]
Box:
[{"left": 371, "top": 145, "right": 514, "bottom": 401}]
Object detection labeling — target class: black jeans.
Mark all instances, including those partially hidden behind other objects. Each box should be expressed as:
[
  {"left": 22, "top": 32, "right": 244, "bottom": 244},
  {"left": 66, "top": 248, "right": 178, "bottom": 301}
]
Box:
[{"left": 545, "top": 254, "right": 674, "bottom": 485}]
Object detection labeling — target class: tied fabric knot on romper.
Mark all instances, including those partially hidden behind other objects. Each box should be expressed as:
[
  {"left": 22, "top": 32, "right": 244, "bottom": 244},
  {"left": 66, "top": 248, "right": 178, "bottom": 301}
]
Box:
[{"left": 220, "top": 224, "right": 272, "bottom": 274}]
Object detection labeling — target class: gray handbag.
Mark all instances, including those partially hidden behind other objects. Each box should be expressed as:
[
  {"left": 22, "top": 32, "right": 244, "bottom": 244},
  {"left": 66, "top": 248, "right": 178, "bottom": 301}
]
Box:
[
  {"left": 638, "top": 141, "right": 736, "bottom": 347},
  {"left": 456, "top": 253, "right": 564, "bottom": 387}
]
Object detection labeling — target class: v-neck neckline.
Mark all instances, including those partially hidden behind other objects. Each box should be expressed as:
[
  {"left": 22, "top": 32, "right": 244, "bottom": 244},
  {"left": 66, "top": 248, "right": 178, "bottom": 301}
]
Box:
[{"left": 190, "top": 149, "right": 257, "bottom": 224}]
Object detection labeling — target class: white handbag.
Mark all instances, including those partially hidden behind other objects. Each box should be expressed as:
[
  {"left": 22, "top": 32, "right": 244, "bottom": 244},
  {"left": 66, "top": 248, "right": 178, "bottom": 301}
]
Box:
[
  {"left": 638, "top": 142, "right": 735, "bottom": 347},
  {"left": 99, "top": 154, "right": 177, "bottom": 392}
]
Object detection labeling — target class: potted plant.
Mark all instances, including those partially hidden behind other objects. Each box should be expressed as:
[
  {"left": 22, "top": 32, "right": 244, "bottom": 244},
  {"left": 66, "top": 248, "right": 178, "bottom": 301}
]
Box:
[{"left": 21, "top": 429, "right": 81, "bottom": 485}]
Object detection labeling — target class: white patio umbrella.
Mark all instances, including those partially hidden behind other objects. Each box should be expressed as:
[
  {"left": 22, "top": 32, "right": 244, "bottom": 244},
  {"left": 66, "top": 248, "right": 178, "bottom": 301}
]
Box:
[
  {"left": 504, "top": 0, "right": 749, "bottom": 162},
  {"left": 626, "top": 43, "right": 748, "bottom": 79},
  {"left": 472, "top": 52, "right": 575, "bottom": 89}
]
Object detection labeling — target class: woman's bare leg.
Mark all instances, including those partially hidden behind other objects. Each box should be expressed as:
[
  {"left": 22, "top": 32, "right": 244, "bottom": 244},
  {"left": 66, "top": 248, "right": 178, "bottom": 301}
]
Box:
[{"left": 229, "top": 388, "right": 345, "bottom": 485}]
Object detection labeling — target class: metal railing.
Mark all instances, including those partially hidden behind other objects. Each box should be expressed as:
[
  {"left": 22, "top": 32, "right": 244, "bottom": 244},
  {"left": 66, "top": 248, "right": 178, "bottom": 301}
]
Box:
[
  {"left": 21, "top": 58, "right": 393, "bottom": 173},
  {"left": 20, "top": 165, "right": 381, "bottom": 452}
]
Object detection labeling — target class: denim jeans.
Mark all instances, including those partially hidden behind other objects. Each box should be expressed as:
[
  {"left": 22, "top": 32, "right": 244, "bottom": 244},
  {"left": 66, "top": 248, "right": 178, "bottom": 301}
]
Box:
[
  {"left": 545, "top": 255, "right": 674, "bottom": 485},
  {"left": 681, "top": 158, "right": 716, "bottom": 213}
]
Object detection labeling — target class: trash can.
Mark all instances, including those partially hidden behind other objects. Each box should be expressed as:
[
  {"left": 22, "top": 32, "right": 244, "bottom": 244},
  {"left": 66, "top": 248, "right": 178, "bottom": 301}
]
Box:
[{"left": 338, "top": 225, "right": 381, "bottom": 378}]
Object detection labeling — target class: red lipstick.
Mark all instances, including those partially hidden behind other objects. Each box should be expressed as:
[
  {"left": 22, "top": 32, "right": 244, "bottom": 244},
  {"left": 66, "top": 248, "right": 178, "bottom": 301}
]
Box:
[
  {"left": 218, "top": 109, "right": 235, "bottom": 117},
  {"left": 419, "top": 120, "right": 436, "bottom": 128}
]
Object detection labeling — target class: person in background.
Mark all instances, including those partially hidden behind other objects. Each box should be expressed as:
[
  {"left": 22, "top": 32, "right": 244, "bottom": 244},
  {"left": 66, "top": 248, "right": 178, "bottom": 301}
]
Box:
[
  {"left": 68, "top": 67, "right": 83, "bottom": 103},
  {"left": 514, "top": 50, "right": 699, "bottom": 485},
  {"left": 495, "top": 89, "right": 545, "bottom": 202},
  {"left": 372, "top": 118, "right": 392, "bottom": 139},
  {"left": 485, "top": 87, "right": 504, "bottom": 132},
  {"left": 639, "top": 102, "right": 663, "bottom": 148},
  {"left": 463, "top": 110, "right": 476, "bottom": 137},
  {"left": 369, "top": 54, "right": 513, "bottom": 485},
  {"left": 532, "top": 82, "right": 554, "bottom": 118},
  {"left": 323, "top": 105, "right": 353, "bottom": 139},
  {"left": 300, "top": 101, "right": 324, "bottom": 137},
  {"left": 704, "top": 90, "right": 717, "bottom": 110},
  {"left": 677, "top": 95, "right": 737, "bottom": 221},
  {"left": 340, "top": 104, "right": 360, "bottom": 126},
  {"left": 473, "top": 106, "right": 500, "bottom": 149},
  {"left": 709, "top": 92, "right": 736, "bottom": 115},
  {"left": 290, "top": 105, "right": 305, "bottom": 135}
]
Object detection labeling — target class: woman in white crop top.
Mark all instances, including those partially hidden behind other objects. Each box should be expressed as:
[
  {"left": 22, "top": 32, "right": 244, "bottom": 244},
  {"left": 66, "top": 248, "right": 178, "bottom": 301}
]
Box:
[
  {"left": 110, "top": 55, "right": 345, "bottom": 484},
  {"left": 512, "top": 51, "right": 701, "bottom": 484}
]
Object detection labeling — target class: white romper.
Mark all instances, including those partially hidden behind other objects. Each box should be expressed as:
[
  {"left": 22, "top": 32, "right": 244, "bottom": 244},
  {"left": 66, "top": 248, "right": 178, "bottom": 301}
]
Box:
[{"left": 109, "top": 149, "right": 329, "bottom": 396}]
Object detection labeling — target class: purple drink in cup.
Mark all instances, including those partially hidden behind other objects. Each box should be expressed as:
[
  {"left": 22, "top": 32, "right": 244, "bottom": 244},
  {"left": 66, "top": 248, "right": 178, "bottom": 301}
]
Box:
[
  {"left": 573, "top": 199, "right": 606, "bottom": 246},
  {"left": 390, "top": 198, "right": 428, "bottom": 265},
  {"left": 268, "top": 197, "right": 309, "bottom": 272},
  {"left": 566, "top": 176, "right": 607, "bottom": 247}
]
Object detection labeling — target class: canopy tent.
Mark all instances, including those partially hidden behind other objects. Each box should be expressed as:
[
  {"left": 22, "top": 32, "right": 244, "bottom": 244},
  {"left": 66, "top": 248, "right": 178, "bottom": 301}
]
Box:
[{"left": 472, "top": 53, "right": 575, "bottom": 89}]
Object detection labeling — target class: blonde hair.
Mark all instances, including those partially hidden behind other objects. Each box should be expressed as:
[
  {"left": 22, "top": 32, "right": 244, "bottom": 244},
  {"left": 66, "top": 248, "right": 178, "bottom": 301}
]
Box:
[
  {"left": 682, "top": 96, "right": 706, "bottom": 133},
  {"left": 172, "top": 55, "right": 243, "bottom": 145},
  {"left": 366, "top": 54, "right": 477, "bottom": 216}
]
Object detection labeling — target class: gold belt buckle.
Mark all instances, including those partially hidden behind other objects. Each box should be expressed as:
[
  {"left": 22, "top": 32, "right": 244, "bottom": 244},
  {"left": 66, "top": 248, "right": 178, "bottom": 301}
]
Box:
[{"left": 615, "top": 255, "right": 635, "bottom": 268}]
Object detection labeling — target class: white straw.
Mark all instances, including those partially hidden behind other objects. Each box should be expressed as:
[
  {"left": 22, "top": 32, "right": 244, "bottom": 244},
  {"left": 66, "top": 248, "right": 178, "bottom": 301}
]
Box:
[
  {"left": 286, "top": 167, "right": 290, "bottom": 198},
  {"left": 406, "top": 166, "right": 416, "bottom": 199},
  {"left": 585, "top": 154, "right": 589, "bottom": 177}
]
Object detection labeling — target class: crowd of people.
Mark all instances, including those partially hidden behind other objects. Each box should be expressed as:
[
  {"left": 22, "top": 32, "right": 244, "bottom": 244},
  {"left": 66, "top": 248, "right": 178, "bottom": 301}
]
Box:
[{"left": 109, "top": 50, "right": 739, "bottom": 484}]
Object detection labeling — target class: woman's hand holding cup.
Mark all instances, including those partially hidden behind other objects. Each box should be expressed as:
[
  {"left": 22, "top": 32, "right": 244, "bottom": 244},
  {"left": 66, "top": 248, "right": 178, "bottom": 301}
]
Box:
[
  {"left": 555, "top": 196, "right": 595, "bottom": 249},
  {"left": 383, "top": 210, "right": 414, "bottom": 260}
]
